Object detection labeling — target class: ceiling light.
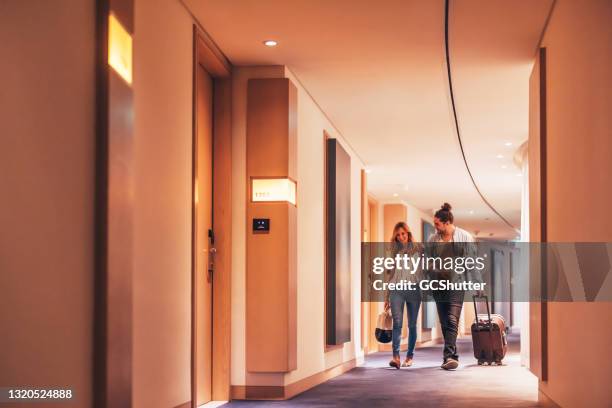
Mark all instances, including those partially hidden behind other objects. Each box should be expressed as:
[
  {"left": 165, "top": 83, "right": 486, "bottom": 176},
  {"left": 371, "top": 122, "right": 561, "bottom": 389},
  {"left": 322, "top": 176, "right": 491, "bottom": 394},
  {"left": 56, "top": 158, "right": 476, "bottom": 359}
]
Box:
[
  {"left": 516, "top": 173, "right": 522, "bottom": 177},
  {"left": 263, "top": 40, "right": 278, "bottom": 47},
  {"left": 365, "top": 168, "right": 372, "bottom": 174},
  {"left": 469, "top": 210, "right": 474, "bottom": 214},
  {"left": 393, "top": 193, "right": 399, "bottom": 197},
  {"left": 504, "top": 142, "right": 513, "bottom": 146},
  {"left": 501, "top": 165, "right": 507, "bottom": 169},
  {"left": 496, "top": 154, "right": 504, "bottom": 159}
]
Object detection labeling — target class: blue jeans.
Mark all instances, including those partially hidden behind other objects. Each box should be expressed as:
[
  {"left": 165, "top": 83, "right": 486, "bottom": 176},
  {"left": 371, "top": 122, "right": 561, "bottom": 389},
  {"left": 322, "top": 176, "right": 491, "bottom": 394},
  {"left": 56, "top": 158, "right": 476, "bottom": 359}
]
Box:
[{"left": 390, "top": 290, "right": 421, "bottom": 358}]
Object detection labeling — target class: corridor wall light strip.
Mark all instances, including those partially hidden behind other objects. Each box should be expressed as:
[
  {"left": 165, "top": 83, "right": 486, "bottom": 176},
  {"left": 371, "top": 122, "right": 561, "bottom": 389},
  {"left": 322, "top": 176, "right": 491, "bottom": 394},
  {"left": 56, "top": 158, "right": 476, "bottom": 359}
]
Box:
[
  {"left": 444, "top": 0, "right": 518, "bottom": 233},
  {"left": 252, "top": 178, "right": 296, "bottom": 205},
  {"left": 263, "top": 40, "right": 278, "bottom": 47},
  {"left": 108, "top": 13, "right": 133, "bottom": 85}
]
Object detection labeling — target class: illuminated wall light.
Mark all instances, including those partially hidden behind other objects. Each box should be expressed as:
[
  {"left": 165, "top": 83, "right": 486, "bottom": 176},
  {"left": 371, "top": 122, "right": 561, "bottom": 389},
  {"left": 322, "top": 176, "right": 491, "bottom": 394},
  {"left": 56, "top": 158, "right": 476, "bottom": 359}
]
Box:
[
  {"left": 263, "top": 40, "right": 278, "bottom": 47},
  {"left": 252, "top": 178, "right": 296, "bottom": 205},
  {"left": 108, "top": 13, "right": 133, "bottom": 85}
]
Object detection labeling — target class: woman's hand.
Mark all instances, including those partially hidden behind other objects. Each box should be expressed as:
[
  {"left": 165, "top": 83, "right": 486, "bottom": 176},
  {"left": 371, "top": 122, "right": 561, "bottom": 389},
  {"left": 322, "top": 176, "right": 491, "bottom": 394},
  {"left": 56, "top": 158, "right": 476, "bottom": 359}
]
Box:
[{"left": 384, "top": 300, "right": 390, "bottom": 312}]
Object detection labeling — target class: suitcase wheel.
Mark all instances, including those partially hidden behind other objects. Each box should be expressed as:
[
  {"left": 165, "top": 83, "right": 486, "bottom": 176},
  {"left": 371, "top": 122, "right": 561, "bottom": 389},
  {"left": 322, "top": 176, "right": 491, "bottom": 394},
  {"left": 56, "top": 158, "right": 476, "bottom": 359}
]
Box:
[
  {"left": 495, "top": 360, "right": 502, "bottom": 366},
  {"left": 477, "top": 360, "right": 484, "bottom": 365}
]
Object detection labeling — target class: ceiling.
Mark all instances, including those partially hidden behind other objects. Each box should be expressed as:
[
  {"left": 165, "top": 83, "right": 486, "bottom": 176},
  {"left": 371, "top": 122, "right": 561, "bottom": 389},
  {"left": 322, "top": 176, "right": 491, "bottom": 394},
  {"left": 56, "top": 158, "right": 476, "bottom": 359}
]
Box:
[{"left": 188, "top": 0, "right": 554, "bottom": 240}]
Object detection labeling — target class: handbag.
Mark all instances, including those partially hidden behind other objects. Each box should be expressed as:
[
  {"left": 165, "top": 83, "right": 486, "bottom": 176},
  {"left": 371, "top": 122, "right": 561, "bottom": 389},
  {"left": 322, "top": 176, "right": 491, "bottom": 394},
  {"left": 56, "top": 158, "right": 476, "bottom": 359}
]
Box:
[{"left": 375, "top": 310, "right": 393, "bottom": 343}]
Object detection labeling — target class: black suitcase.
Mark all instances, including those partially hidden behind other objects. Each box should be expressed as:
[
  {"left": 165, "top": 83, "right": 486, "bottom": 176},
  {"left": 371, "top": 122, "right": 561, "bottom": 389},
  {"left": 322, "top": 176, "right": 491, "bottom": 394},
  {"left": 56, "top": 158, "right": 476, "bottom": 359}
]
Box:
[{"left": 471, "top": 295, "right": 507, "bottom": 365}]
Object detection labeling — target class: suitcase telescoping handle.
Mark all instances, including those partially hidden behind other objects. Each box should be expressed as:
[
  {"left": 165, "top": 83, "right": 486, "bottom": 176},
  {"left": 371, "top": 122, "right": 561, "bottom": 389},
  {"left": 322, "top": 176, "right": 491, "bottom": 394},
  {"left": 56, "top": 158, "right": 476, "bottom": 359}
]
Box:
[{"left": 472, "top": 294, "right": 492, "bottom": 326}]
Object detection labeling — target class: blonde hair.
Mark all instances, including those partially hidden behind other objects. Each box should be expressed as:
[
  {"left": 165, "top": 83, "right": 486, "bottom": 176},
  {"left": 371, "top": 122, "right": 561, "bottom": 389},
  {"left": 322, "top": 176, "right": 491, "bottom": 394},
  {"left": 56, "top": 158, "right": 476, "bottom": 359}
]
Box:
[{"left": 390, "top": 221, "right": 413, "bottom": 243}]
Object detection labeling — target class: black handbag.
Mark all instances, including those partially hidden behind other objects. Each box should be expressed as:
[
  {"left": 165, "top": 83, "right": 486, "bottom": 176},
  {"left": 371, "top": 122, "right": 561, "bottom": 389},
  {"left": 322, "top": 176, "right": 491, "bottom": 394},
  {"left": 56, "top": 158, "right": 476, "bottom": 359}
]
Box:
[{"left": 375, "top": 310, "right": 393, "bottom": 343}]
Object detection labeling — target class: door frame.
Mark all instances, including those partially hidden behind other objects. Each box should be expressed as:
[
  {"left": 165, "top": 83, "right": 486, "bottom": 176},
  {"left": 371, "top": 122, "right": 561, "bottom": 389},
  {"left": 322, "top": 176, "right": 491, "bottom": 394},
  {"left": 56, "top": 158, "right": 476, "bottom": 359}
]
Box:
[{"left": 191, "top": 25, "right": 232, "bottom": 405}]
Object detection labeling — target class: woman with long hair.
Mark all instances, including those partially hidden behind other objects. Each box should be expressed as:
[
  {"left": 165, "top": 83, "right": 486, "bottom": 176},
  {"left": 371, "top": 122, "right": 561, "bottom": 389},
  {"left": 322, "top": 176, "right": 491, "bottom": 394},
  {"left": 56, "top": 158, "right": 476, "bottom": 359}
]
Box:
[{"left": 384, "top": 221, "right": 423, "bottom": 369}]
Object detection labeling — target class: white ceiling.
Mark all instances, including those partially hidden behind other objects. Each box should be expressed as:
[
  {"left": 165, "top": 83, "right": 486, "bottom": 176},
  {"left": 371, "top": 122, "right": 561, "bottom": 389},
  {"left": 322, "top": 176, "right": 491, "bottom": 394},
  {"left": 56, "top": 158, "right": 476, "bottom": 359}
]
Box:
[{"left": 188, "top": 0, "right": 553, "bottom": 239}]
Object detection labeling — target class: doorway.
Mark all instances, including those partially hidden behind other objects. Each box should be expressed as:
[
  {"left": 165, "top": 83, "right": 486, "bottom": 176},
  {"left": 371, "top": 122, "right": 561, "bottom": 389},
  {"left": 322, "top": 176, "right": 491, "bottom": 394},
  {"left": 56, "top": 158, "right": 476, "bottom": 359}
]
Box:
[
  {"left": 194, "top": 62, "right": 214, "bottom": 405},
  {"left": 191, "top": 26, "right": 232, "bottom": 406}
]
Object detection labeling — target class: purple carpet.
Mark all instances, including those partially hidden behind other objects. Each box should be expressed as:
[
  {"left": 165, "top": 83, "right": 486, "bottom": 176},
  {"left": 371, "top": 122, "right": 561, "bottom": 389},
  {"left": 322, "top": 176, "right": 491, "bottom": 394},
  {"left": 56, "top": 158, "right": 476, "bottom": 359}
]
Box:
[{"left": 223, "top": 333, "right": 538, "bottom": 407}]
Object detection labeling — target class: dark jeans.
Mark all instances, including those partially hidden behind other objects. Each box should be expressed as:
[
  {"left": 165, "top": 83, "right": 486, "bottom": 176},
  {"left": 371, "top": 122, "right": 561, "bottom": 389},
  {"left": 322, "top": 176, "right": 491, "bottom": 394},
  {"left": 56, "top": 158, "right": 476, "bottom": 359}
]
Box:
[
  {"left": 433, "top": 289, "right": 464, "bottom": 361},
  {"left": 390, "top": 290, "right": 421, "bottom": 358}
]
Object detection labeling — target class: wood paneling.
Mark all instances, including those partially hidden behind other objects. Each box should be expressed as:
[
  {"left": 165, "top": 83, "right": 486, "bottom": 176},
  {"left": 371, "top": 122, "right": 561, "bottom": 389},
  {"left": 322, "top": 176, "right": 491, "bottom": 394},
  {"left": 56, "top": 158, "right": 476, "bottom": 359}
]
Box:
[
  {"left": 326, "top": 139, "right": 351, "bottom": 345},
  {"left": 95, "top": 1, "right": 134, "bottom": 406},
  {"left": 360, "top": 170, "right": 368, "bottom": 351},
  {"left": 528, "top": 47, "right": 548, "bottom": 381},
  {"left": 211, "top": 76, "right": 232, "bottom": 400},
  {"left": 246, "top": 78, "right": 297, "bottom": 372},
  {"left": 191, "top": 26, "right": 233, "bottom": 403},
  {"left": 366, "top": 197, "right": 380, "bottom": 353},
  {"left": 194, "top": 63, "right": 214, "bottom": 405}
]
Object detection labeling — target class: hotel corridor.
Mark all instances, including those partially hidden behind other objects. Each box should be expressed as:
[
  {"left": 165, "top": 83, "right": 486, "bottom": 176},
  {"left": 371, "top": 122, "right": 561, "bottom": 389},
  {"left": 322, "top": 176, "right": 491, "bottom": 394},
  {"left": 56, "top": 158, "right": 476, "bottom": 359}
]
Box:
[
  {"left": 225, "top": 334, "right": 536, "bottom": 408},
  {"left": 2, "top": 0, "right": 611, "bottom": 407}
]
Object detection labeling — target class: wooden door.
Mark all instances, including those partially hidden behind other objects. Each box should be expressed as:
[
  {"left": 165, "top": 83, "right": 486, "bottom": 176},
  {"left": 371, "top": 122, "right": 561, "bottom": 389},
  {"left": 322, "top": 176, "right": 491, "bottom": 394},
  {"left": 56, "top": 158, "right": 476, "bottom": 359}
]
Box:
[{"left": 195, "top": 63, "right": 214, "bottom": 405}]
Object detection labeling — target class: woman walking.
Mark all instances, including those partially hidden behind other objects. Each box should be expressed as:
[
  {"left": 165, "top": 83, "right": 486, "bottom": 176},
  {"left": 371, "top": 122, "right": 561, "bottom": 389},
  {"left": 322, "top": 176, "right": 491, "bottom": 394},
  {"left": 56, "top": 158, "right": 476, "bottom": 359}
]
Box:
[{"left": 384, "top": 222, "right": 423, "bottom": 369}]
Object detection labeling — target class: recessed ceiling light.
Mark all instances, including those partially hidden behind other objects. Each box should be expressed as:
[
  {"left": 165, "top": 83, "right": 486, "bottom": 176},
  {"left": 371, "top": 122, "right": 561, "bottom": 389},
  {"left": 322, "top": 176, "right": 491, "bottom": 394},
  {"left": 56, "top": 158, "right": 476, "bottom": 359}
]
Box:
[
  {"left": 469, "top": 210, "right": 474, "bottom": 214},
  {"left": 393, "top": 193, "right": 399, "bottom": 197},
  {"left": 504, "top": 142, "right": 513, "bottom": 146},
  {"left": 501, "top": 165, "right": 507, "bottom": 169},
  {"left": 496, "top": 154, "right": 504, "bottom": 159},
  {"left": 263, "top": 40, "right": 278, "bottom": 47}
]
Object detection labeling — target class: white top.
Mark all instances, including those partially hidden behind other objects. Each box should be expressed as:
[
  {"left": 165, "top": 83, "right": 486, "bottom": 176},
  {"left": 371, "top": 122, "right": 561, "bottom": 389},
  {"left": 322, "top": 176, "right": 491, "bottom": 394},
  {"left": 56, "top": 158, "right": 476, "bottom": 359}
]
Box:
[
  {"left": 385, "top": 243, "right": 423, "bottom": 285},
  {"left": 427, "top": 226, "right": 474, "bottom": 243},
  {"left": 427, "top": 226, "right": 481, "bottom": 283}
]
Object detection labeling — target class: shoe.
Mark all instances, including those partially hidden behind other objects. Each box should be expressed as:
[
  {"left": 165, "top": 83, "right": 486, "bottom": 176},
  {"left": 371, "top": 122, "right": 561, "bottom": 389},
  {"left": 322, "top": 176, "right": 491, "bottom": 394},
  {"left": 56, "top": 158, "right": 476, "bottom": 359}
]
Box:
[
  {"left": 401, "top": 357, "right": 413, "bottom": 367},
  {"left": 441, "top": 358, "right": 459, "bottom": 370},
  {"left": 389, "top": 356, "right": 400, "bottom": 369}
]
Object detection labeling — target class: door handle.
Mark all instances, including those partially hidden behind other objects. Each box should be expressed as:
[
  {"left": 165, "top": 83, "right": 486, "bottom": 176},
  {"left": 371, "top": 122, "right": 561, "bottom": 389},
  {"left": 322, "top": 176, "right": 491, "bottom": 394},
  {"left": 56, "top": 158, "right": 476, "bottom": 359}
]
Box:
[
  {"left": 207, "top": 248, "right": 216, "bottom": 276},
  {"left": 206, "top": 229, "right": 216, "bottom": 282}
]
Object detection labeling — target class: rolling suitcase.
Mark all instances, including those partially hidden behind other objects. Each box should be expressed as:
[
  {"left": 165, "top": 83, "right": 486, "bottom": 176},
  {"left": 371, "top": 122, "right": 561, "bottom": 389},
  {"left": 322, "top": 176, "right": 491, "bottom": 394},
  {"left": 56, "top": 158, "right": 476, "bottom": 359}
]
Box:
[{"left": 471, "top": 295, "right": 507, "bottom": 365}]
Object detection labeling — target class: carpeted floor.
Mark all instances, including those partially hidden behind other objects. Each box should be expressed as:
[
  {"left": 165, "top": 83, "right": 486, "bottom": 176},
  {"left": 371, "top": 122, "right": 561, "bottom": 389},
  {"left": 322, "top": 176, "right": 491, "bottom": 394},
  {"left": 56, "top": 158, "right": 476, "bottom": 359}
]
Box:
[{"left": 223, "top": 333, "right": 538, "bottom": 407}]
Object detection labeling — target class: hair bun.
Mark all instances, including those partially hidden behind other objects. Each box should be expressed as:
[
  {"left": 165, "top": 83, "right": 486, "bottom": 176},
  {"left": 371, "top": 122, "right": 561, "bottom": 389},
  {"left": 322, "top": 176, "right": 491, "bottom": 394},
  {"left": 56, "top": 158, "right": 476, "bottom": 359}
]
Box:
[{"left": 441, "top": 202, "right": 452, "bottom": 211}]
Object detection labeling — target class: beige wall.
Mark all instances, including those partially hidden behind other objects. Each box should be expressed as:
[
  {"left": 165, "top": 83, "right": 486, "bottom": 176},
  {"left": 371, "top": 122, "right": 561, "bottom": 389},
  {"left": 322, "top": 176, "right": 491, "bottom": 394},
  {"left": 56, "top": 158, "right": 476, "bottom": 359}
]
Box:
[
  {"left": 290, "top": 67, "right": 365, "bottom": 382},
  {"left": 383, "top": 203, "right": 407, "bottom": 241},
  {"left": 0, "top": 1, "right": 95, "bottom": 407},
  {"left": 536, "top": 1, "right": 612, "bottom": 406},
  {"left": 132, "top": 0, "right": 194, "bottom": 406},
  {"left": 405, "top": 202, "right": 433, "bottom": 243},
  {"left": 230, "top": 66, "right": 286, "bottom": 387},
  {"left": 230, "top": 66, "right": 366, "bottom": 387}
]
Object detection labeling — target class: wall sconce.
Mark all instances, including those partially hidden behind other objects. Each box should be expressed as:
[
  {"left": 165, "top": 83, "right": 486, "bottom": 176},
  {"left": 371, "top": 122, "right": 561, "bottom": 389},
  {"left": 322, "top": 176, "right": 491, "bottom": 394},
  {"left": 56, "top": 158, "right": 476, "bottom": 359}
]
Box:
[
  {"left": 251, "top": 178, "right": 297, "bottom": 205},
  {"left": 108, "top": 13, "right": 133, "bottom": 85}
]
